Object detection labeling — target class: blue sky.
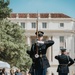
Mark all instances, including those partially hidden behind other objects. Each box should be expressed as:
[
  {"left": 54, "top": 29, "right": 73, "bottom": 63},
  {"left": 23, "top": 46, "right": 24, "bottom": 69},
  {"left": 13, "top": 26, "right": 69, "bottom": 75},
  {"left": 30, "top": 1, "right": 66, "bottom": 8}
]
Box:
[{"left": 9, "top": 0, "right": 75, "bottom": 18}]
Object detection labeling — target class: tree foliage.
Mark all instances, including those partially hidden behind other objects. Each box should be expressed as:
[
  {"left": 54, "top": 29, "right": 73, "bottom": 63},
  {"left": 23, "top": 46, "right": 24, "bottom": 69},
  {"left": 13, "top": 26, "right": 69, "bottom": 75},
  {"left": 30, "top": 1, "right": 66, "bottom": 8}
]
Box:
[
  {"left": 0, "top": 0, "right": 12, "bottom": 19},
  {"left": 0, "top": 19, "right": 32, "bottom": 71},
  {"left": 0, "top": 0, "right": 32, "bottom": 71}
]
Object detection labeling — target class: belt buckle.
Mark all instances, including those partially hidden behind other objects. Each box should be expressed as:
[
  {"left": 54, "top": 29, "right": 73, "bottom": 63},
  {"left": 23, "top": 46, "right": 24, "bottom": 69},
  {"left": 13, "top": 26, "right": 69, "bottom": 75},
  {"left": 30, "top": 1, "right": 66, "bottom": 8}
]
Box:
[
  {"left": 35, "top": 54, "right": 39, "bottom": 58},
  {"left": 40, "top": 54, "right": 42, "bottom": 57}
]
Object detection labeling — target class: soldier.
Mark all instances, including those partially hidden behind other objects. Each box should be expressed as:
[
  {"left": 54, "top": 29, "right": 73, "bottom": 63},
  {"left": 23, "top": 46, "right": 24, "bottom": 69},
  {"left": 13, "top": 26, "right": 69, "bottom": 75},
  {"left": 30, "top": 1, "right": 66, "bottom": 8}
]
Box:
[
  {"left": 27, "top": 31, "right": 54, "bottom": 75},
  {"left": 55, "top": 48, "right": 74, "bottom": 75}
]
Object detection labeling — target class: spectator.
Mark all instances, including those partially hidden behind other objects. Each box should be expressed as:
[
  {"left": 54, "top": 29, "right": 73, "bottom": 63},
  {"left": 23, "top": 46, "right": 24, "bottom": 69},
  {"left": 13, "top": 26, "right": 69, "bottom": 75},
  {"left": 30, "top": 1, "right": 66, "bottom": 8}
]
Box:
[
  {"left": 1, "top": 68, "right": 7, "bottom": 75},
  {"left": 10, "top": 69, "right": 14, "bottom": 75},
  {"left": 15, "top": 69, "right": 22, "bottom": 75}
]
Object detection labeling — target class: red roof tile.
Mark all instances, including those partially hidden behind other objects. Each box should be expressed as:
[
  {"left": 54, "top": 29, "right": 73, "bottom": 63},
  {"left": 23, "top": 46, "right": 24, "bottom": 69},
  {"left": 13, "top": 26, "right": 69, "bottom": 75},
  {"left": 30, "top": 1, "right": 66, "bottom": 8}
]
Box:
[
  {"left": 40, "top": 13, "right": 49, "bottom": 18},
  {"left": 51, "top": 13, "right": 71, "bottom": 18},
  {"left": 10, "top": 13, "right": 16, "bottom": 18},
  {"left": 9, "top": 13, "right": 71, "bottom": 18},
  {"left": 18, "top": 13, "right": 27, "bottom": 18},
  {"left": 29, "top": 13, "right": 37, "bottom": 18}
]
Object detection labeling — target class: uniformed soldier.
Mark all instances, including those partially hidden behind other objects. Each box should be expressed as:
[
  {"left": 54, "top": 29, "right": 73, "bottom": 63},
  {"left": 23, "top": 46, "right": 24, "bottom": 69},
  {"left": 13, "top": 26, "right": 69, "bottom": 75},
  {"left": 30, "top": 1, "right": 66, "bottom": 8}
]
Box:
[
  {"left": 27, "top": 31, "right": 54, "bottom": 75},
  {"left": 55, "top": 48, "right": 74, "bottom": 75}
]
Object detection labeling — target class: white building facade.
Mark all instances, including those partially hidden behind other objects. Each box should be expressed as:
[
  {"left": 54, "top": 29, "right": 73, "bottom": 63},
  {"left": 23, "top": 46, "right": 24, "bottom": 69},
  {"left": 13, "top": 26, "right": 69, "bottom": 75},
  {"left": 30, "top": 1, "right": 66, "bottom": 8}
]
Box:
[{"left": 8, "top": 13, "right": 75, "bottom": 75}]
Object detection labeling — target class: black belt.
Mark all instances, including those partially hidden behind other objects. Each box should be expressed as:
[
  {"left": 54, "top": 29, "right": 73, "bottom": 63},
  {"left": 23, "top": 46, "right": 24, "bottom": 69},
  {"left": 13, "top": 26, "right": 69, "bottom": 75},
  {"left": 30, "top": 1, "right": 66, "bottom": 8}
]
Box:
[
  {"left": 39, "top": 54, "right": 46, "bottom": 57},
  {"left": 60, "top": 64, "right": 68, "bottom": 65},
  {"left": 59, "top": 64, "right": 68, "bottom": 66}
]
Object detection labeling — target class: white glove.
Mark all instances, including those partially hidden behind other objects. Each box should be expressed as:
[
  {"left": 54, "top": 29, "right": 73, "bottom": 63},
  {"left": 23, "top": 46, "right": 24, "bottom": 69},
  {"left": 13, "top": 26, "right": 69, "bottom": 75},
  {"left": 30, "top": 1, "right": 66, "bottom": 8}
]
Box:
[{"left": 37, "top": 41, "right": 44, "bottom": 44}]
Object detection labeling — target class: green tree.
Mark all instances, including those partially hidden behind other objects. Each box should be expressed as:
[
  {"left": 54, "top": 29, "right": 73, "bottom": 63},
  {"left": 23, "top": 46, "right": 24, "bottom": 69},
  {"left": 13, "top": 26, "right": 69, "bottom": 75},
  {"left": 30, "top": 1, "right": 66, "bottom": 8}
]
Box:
[
  {"left": 0, "top": 0, "right": 12, "bottom": 19},
  {"left": 0, "top": 0, "right": 32, "bottom": 71},
  {"left": 0, "top": 19, "right": 31, "bottom": 71}
]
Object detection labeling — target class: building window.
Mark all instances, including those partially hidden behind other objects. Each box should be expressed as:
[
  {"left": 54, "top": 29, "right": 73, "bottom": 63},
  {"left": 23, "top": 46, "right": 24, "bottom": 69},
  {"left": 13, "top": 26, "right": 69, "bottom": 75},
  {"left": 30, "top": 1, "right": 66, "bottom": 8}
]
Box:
[
  {"left": 60, "top": 46, "right": 64, "bottom": 49},
  {"left": 60, "top": 23, "right": 64, "bottom": 27},
  {"left": 21, "top": 22, "right": 25, "bottom": 28},
  {"left": 42, "top": 22, "right": 47, "bottom": 28},
  {"left": 32, "top": 22, "right": 36, "bottom": 28},
  {"left": 60, "top": 36, "right": 65, "bottom": 49},
  {"left": 60, "top": 36, "right": 64, "bottom": 42}
]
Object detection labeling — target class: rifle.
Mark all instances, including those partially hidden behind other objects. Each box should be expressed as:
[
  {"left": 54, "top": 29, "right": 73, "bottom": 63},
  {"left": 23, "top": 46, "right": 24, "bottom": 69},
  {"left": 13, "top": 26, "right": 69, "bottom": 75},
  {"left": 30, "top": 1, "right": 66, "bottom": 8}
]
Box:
[
  {"left": 27, "top": 13, "right": 39, "bottom": 59},
  {"left": 34, "top": 12, "right": 39, "bottom": 58}
]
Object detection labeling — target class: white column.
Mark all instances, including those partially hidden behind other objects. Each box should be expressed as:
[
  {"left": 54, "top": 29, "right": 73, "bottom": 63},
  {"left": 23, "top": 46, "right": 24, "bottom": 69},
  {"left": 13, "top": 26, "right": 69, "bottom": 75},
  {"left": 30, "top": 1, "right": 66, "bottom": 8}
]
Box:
[
  {"left": 27, "top": 36, "right": 31, "bottom": 46},
  {"left": 49, "top": 13, "right": 51, "bottom": 19},
  {"left": 46, "top": 36, "right": 51, "bottom": 63},
  {"left": 38, "top": 13, "right": 40, "bottom": 19},
  {"left": 27, "top": 14, "right": 29, "bottom": 19},
  {"left": 16, "top": 13, "right": 19, "bottom": 18},
  {"left": 46, "top": 36, "right": 58, "bottom": 75},
  {"left": 46, "top": 36, "right": 51, "bottom": 75}
]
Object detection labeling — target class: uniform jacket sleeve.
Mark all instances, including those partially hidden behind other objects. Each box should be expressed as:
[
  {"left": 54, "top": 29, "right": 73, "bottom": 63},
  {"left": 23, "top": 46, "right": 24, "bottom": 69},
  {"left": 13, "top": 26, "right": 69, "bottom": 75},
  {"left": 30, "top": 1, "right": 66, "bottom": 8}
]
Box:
[
  {"left": 45, "top": 40, "right": 54, "bottom": 48},
  {"left": 55, "top": 55, "right": 60, "bottom": 60},
  {"left": 30, "top": 44, "right": 35, "bottom": 59},
  {"left": 26, "top": 50, "right": 31, "bottom": 55},
  {"left": 68, "top": 56, "right": 74, "bottom": 66},
  {"left": 26, "top": 44, "right": 35, "bottom": 59}
]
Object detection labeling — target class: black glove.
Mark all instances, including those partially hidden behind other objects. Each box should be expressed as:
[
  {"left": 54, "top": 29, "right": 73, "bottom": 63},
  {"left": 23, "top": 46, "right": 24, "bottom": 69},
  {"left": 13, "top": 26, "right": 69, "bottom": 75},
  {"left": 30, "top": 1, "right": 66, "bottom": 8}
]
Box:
[
  {"left": 26, "top": 50, "right": 31, "bottom": 55},
  {"left": 74, "top": 59, "right": 75, "bottom": 61}
]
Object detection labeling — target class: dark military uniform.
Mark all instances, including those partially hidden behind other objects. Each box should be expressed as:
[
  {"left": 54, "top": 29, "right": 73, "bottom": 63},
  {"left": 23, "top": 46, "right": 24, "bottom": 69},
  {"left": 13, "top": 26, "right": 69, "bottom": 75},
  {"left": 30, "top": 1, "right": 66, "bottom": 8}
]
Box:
[
  {"left": 55, "top": 49, "right": 74, "bottom": 75},
  {"left": 27, "top": 31, "right": 54, "bottom": 75},
  {"left": 28, "top": 40, "right": 54, "bottom": 75}
]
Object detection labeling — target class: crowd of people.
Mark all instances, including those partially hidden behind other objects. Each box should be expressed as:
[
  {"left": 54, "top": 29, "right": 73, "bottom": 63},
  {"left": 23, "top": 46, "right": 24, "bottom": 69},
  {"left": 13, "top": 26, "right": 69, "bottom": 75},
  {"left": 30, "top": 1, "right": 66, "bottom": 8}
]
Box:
[{"left": 0, "top": 68, "right": 26, "bottom": 75}]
